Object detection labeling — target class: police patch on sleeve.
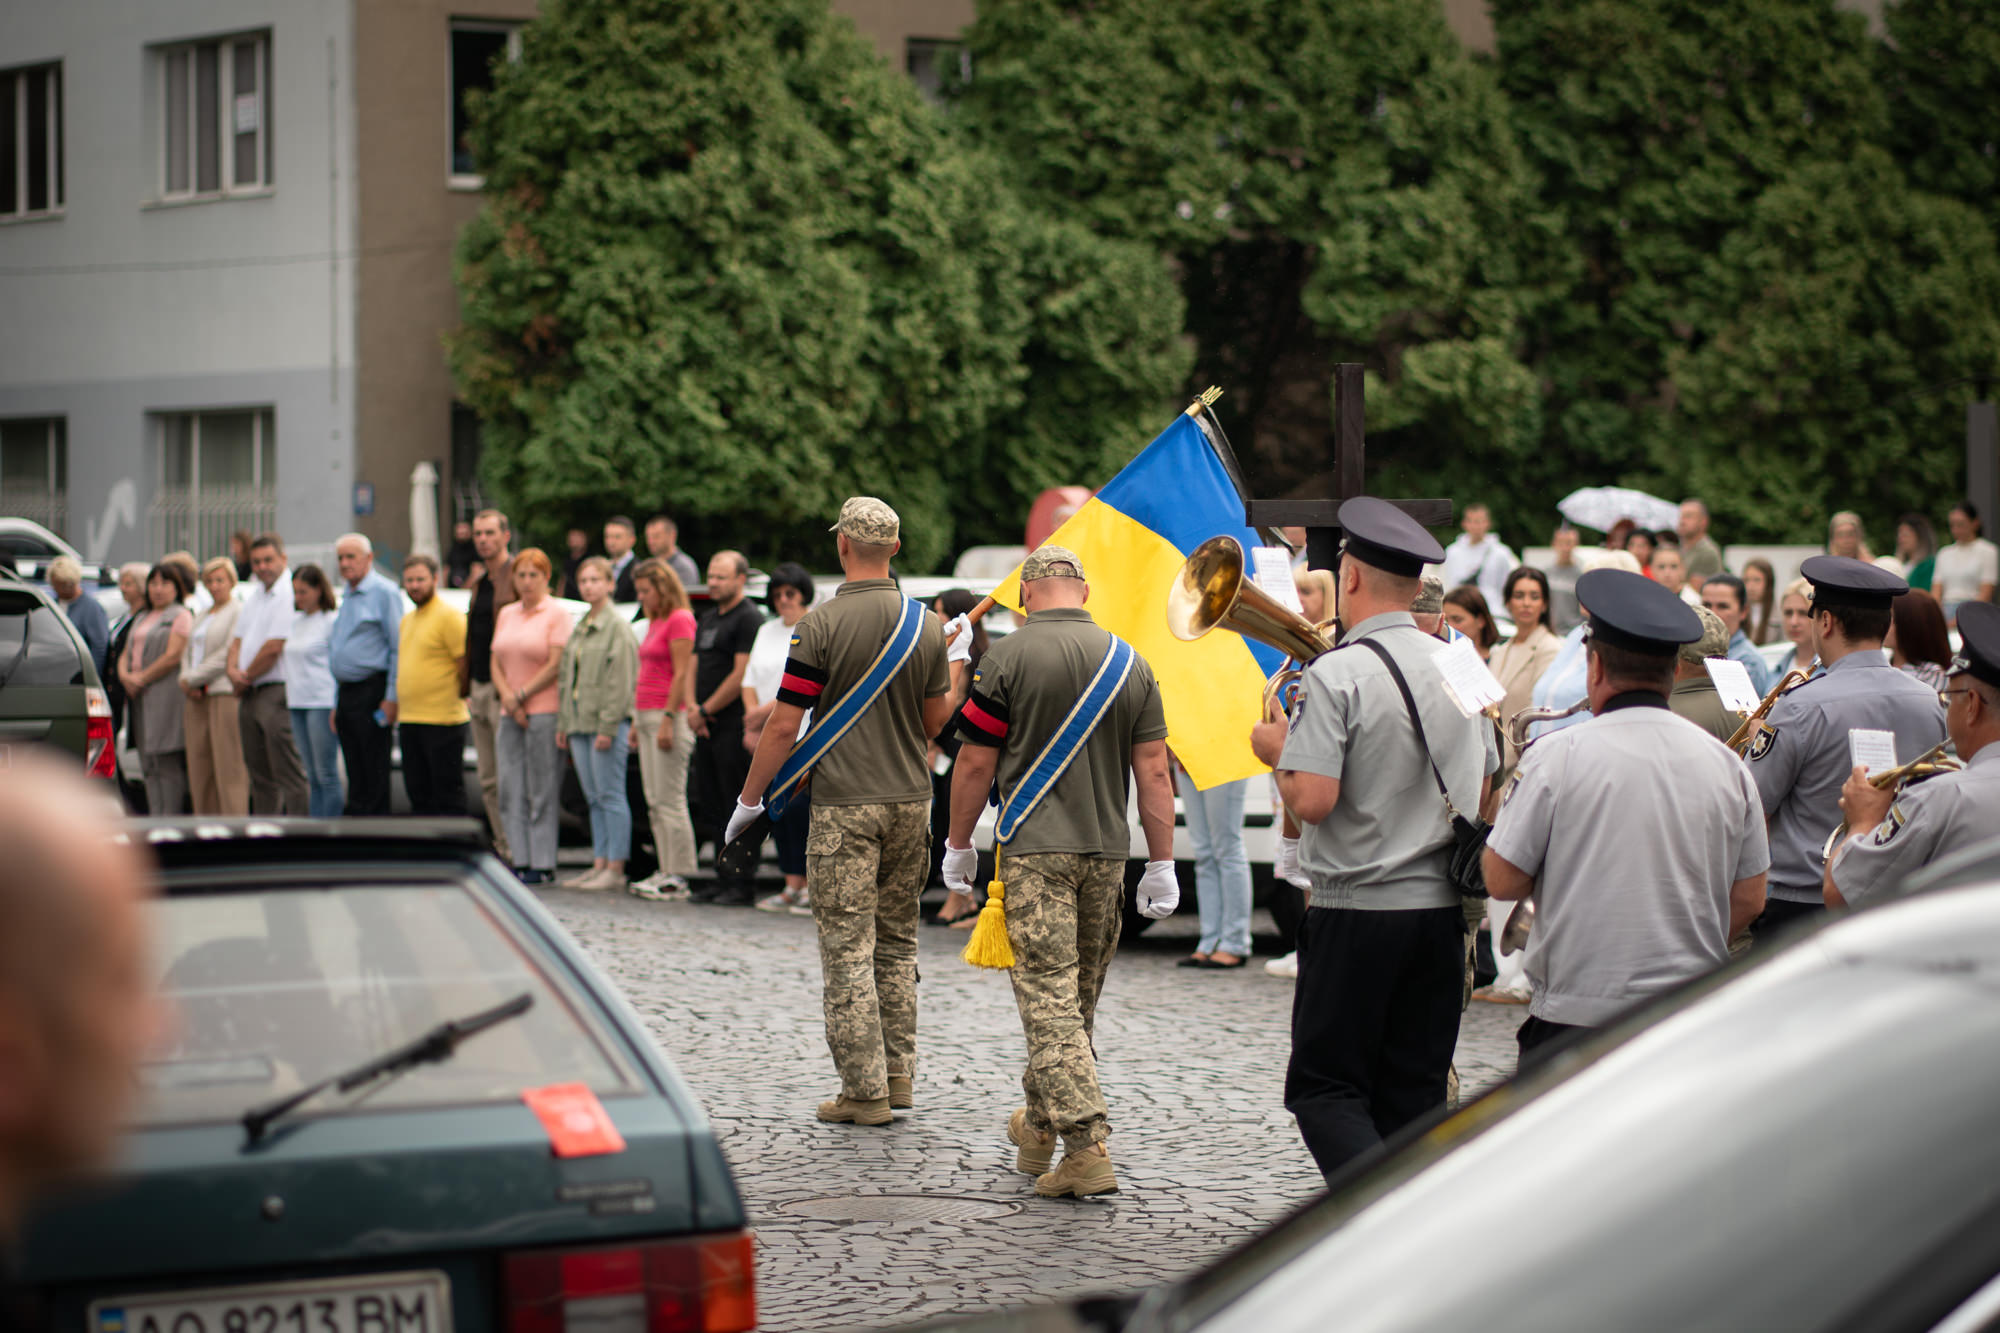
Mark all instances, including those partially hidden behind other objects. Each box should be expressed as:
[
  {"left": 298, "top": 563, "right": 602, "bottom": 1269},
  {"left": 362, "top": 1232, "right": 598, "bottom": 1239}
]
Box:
[
  {"left": 1747, "top": 722, "right": 1778, "bottom": 762},
  {"left": 1871, "top": 803, "right": 1907, "bottom": 846},
  {"left": 1287, "top": 686, "right": 1307, "bottom": 732}
]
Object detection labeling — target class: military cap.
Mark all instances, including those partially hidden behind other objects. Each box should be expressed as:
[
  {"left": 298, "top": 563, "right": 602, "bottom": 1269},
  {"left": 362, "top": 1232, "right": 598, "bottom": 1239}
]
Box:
[
  {"left": 1949, "top": 601, "right": 2000, "bottom": 690},
  {"left": 1576, "top": 567, "right": 1703, "bottom": 655},
  {"left": 1338, "top": 497, "right": 1446, "bottom": 578},
  {"left": 830, "top": 496, "right": 899, "bottom": 544},
  {"left": 1800, "top": 554, "right": 1907, "bottom": 610},
  {"left": 1679, "top": 605, "right": 1729, "bottom": 665},
  {"left": 1020, "top": 544, "right": 1086, "bottom": 582},
  {"left": 1411, "top": 575, "right": 1446, "bottom": 615}
]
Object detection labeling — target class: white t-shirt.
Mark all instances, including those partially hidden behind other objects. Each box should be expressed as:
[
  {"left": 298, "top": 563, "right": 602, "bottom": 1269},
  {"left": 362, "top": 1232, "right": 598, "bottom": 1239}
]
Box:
[
  {"left": 1933, "top": 538, "right": 1998, "bottom": 604},
  {"left": 234, "top": 568, "right": 294, "bottom": 685},
  {"left": 745, "top": 615, "right": 808, "bottom": 740},
  {"left": 282, "top": 609, "right": 338, "bottom": 708}
]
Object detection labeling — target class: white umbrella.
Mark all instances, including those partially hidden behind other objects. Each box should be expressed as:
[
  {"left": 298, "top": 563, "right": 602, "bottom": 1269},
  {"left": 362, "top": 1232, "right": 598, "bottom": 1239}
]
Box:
[
  {"left": 408, "top": 461, "right": 441, "bottom": 561},
  {"left": 1557, "top": 486, "right": 1680, "bottom": 534}
]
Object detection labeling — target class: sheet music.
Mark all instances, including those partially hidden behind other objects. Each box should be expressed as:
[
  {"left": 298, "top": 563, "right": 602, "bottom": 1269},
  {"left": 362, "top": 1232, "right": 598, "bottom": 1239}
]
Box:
[
  {"left": 1704, "top": 657, "right": 1762, "bottom": 714},
  {"left": 1432, "top": 638, "right": 1506, "bottom": 718},
  {"left": 1251, "top": 546, "right": 1304, "bottom": 614},
  {"left": 1848, "top": 729, "right": 1897, "bottom": 776}
]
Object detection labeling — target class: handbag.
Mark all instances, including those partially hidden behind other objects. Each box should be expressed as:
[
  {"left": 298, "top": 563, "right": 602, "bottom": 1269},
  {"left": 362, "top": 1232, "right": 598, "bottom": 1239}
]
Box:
[{"left": 1353, "top": 639, "right": 1490, "bottom": 900}]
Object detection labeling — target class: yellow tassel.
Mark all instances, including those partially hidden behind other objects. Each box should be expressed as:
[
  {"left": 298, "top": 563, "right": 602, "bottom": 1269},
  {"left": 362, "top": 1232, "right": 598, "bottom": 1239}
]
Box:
[{"left": 961, "top": 864, "right": 1014, "bottom": 970}]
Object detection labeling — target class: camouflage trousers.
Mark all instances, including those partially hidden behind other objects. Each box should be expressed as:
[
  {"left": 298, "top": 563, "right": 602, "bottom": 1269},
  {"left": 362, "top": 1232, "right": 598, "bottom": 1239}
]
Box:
[
  {"left": 1004, "top": 852, "right": 1125, "bottom": 1153},
  {"left": 806, "top": 800, "right": 929, "bottom": 1101}
]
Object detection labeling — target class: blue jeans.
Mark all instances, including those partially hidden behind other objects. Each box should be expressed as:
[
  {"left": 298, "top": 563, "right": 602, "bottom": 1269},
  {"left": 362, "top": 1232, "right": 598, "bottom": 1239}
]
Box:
[
  {"left": 290, "top": 707, "right": 343, "bottom": 818},
  {"left": 1178, "top": 771, "right": 1251, "bottom": 957},
  {"left": 569, "top": 722, "right": 632, "bottom": 861}
]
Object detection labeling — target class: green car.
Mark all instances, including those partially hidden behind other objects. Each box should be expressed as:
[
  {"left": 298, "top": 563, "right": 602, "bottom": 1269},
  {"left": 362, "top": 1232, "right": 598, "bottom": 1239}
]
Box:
[
  {"left": 17, "top": 820, "right": 754, "bottom": 1333},
  {"left": 0, "top": 568, "right": 116, "bottom": 780}
]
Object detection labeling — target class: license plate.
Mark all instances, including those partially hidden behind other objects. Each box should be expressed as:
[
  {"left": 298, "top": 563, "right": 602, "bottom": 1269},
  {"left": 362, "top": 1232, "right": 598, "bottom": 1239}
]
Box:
[{"left": 89, "top": 1270, "right": 451, "bottom": 1333}]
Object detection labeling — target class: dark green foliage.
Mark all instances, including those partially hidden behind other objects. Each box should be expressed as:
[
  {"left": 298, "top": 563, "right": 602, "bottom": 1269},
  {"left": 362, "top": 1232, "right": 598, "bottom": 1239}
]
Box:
[
  {"left": 449, "top": 0, "right": 1188, "bottom": 572},
  {"left": 1883, "top": 0, "right": 2000, "bottom": 220}
]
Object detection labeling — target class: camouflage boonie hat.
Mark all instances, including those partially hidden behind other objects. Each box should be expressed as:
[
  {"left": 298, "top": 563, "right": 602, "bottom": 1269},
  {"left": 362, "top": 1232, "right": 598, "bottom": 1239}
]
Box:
[
  {"left": 1681, "top": 605, "right": 1729, "bottom": 665},
  {"left": 1021, "top": 544, "right": 1086, "bottom": 582},
  {"left": 1411, "top": 575, "right": 1446, "bottom": 615},
  {"left": 830, "top": 496, "right": 899, "bottom": 543}
]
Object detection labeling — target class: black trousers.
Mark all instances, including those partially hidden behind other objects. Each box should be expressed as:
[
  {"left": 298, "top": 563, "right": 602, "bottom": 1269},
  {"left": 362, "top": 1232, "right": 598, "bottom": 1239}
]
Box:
[
  {"left": 1749, "top": 895, "right": 1824, "bottom": 950},
  {"left": 1515, "top": 1014, "right": 1585, "bottom": 1070},
  {"left": 401, "top": 722, "right": 468, "bottom": 818},
  {"left": 690, "top": 714, "right": 750, "bottom": 886},
  {"left": 1286, "top": 904, "right": 1467, "bottom": 1181},
  {"left": 335, "top": 672, "right": 392, "bottom": 816}
]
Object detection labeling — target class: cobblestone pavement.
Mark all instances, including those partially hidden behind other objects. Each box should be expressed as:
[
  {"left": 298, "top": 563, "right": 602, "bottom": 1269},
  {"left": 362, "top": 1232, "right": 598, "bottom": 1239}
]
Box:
[{"left": 541, "top": 885, "right": 1521, "bottom": 1332}]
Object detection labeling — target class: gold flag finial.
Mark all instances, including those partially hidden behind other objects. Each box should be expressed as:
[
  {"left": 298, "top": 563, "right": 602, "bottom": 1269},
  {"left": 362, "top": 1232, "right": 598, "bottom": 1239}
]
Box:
[{"left": 1184, "top": 386, "right": 1225, "bottom": 416}]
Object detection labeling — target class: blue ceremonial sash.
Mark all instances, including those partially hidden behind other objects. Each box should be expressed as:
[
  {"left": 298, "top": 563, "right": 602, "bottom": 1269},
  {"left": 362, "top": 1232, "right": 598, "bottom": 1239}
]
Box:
[
  {"left": 994, "top": 635, "right": 1135, "bottom": 844},
  {"left": 765, "top": 595, "right": 927, "bottom": 820}
]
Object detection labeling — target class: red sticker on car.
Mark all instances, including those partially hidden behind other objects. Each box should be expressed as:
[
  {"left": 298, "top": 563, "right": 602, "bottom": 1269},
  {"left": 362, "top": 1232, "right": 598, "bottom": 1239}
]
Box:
[{"left": 522, "top": 1083, "right": 627, "bottom": 1158}]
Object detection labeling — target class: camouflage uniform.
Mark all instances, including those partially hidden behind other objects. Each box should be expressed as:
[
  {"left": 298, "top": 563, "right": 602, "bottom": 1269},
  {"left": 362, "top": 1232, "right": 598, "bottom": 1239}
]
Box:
[
  {"left": 1003, "top": 852, "right": 1126, "bottom": 1150},
  {"left": 807, "top": 800, "right": 930, "bottom": 1100}
]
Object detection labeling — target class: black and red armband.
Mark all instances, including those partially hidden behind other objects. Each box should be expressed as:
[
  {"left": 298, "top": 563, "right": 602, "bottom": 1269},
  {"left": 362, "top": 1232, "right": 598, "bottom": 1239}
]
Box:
[
  {"left": 954, "top": 688, "right": 1010, "bottom": 747},
  {"left": 777, "top": 658, "right": 828, "bottom": 709}
]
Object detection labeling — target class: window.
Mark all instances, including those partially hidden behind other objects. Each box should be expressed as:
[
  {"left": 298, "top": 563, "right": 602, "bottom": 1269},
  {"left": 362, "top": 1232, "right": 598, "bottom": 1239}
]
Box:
[
  {"left": 0, "top": 62, "right": 63, "bottom": 220},
  {"left": 158, "top": 32, "right": 270, "bottom": 201},
  {"left": 450, "top": 403, "right": 488, "bottom": 519},
  {"left": 449, "top": 20, "right": 522, "bottom": 183},
  {"left": 0, "top": 417, "right": 67, "bottom": 538},
  {"left": 0, "top": 591, "right": 88, "bottom": 688},
  {"left": 905, "top": 39, "right": 968, "bottom": 106},
  {"left": 150, "top": 408, "right": 275, "bottom": 559}
]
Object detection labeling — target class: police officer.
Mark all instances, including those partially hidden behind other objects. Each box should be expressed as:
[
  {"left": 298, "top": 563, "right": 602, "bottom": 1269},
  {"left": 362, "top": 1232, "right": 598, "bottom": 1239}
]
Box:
[
  {"left": 942, "top": 545, "right": 1178, "bottom": 1198},
  {"left": 731, "top": 497, "right": 952, "bottom": 1126},
  {"left": 1484, "top": 570, "right": 1771, "bottom": 1063},
  {"left": 1747, "top": 557, "right": 1947, "bottom": 941},
  {"left": 1249, "top": 497, "right": 1498, "bottom": 1179},
  {"left": 1825, "top": 602, "right": 2000, "bottom": 909}
]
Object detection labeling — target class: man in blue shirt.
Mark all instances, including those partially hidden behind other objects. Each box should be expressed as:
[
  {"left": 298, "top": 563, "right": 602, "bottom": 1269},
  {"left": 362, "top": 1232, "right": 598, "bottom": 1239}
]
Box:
[
  {"left": 47, "top": 557, "right": 109, "bottom": 680},
  {"left": 1701, "top": 573, "right": 1774, "bottom": 697},
  {"left": 329, "top": 533, "right": 402, "bottom": 815}
]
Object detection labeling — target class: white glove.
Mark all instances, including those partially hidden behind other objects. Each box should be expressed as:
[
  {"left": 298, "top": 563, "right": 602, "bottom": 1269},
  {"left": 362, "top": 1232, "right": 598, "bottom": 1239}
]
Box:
[
  {"left": 941, "top": 841, "right": 979, "bottom": 895},
  {"left": 725, "top": 798, "right": 763, "bottom": 844},
  {"left": 1136, "top": 860, "right": 1180, "bottom": 919},
  {"left": 1275, "top": 834, "right": 1311, "bottom": 890},
  {"left": 944, "top": 613, "right": 973, "bottom": 665}
]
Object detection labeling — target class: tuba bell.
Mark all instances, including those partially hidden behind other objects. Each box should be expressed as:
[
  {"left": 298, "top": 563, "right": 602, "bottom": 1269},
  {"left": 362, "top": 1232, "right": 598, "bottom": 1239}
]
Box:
[{"left": 1168, "top": 535, "right": 1338, "bottom": 720}]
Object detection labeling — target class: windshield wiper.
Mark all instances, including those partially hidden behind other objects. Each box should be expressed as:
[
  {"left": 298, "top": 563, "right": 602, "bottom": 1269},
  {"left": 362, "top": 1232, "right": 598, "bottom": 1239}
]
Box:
[{"left": 241, "top": 991, "right": 533, "bottom": 1145}]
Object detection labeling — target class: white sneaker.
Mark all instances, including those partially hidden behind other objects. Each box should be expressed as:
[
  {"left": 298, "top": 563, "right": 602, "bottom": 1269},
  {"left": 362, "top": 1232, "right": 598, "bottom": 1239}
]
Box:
[
  {"left": 757, "top": 886, "right": 805, "bottom": 913},
  {"left": 563, "top": 866, "right": 611, "bottom": 890},
  {"left": 788, "top": 888, "right": 812, "bottom": 916},
  {"left": 1264, "top": 951, "right": 1298, "bottom": 979}
]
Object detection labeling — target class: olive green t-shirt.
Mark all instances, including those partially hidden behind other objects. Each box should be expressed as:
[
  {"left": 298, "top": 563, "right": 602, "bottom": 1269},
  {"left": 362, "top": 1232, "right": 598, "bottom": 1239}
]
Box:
[
  {"left": 956, "top": 607, "right": 1168, "bottom": 858},
  {"left": 779, "top": 579, "right": 948, "bottom": 806}
]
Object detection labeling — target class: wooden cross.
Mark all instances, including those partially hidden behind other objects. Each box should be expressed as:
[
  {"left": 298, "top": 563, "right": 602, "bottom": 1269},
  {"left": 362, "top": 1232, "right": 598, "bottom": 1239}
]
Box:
[{"left": 1204, "top": 364, "right": 1453, "bottom": 570}]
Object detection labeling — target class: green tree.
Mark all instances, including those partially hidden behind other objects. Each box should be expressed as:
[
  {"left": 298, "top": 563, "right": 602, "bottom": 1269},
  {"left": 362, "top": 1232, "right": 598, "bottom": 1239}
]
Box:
[
  {"left": 949, "top": 0, "right": 1556, "bottom": 527},
  {"left": 1882, "top": 0, "right": 2000, "bottom": 220},
  {"left": 448, "top": 0, "right": 1187, "bottom": 571},
  {"left": 1664, "top": 149, "right": 2000, "bottom": 542}
]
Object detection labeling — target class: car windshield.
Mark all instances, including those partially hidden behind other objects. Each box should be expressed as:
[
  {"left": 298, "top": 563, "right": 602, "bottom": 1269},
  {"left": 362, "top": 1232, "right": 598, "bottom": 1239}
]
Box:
[
  {"left": 0, "top": 593, "right": 85, "bottom": 689},
  {"left": 138, "top": 884, "right": 631, "bottom": 1126}
]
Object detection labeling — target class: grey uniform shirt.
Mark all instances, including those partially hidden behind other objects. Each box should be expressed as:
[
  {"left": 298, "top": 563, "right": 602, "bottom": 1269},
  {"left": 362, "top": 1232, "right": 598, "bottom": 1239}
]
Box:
[
  {"left": 1829, "top": 743, "right": 2000, "bottom": 908},
  {"left": 1487, "top": 695, "right": 1770, "bottom": 1027},
  {"left": 1279, "top": 612, "right": 1499, "bottom": 910},
  {"left": 1749, "top": 652, "right": 1948, "bottom": 902}
]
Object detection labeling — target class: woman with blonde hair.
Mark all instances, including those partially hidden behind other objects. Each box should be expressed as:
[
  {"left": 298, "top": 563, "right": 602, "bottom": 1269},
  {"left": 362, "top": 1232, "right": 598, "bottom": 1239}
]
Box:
[
  {"left": 179, "top": 557, "right": 249, "bottom": 814},
  {"left": 557, "top": 555, "right": 640, "bottom": 891},
  {"left": 1772, "top": 577, "right": 1817, "bottom": 676},
  {"left": 1827, "top": 511, "right": 1872, "bottom": 562},
  {"left": 490, "top": 548, "right": 572, "bottom": 884},
  {"left": 628, "top": 558, "right": 699, "bottom": 899}
]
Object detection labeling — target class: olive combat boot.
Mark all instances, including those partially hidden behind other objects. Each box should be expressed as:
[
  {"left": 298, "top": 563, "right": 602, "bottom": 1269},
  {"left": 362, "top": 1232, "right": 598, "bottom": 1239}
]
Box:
[
  {"left": 816, "top": 1094, "right": 893, "bottom": 1126},
  {"left": 887, "top": 1075, "right": 914, "bottom": 1110},
  {"left": 1007, "top": 1108, "right": 1055, "bottom": 1175},
  {"left": 1035, "top": 1143, "right": 1117, "bottom": 1198}
]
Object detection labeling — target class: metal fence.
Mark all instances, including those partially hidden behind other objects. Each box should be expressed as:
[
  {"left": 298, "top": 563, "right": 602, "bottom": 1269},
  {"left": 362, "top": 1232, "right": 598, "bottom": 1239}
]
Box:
[
  {"left": 0, "top": 489, "right": 66, "bottom": 537},
  {"left": 148, "top": 486, "right": 275, "bottom": 562}
]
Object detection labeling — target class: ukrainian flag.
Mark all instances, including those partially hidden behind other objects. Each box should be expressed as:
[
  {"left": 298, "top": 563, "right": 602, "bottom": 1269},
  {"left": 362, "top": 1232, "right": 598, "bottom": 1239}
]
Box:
[{"left": 990, "top": 410, "right": 1285, "bottom": 790}]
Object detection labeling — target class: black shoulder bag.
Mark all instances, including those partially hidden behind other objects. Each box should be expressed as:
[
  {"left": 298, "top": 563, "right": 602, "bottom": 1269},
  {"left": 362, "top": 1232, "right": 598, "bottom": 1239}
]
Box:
[{"left": 1353, "top": 638, "right": 1490, "bottom": 899}]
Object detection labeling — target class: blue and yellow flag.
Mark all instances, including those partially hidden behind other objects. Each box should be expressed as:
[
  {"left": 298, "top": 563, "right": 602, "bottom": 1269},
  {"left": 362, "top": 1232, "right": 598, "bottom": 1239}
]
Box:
[{"left": 991, "top": 409, "right": 1285, "bottom": 790}]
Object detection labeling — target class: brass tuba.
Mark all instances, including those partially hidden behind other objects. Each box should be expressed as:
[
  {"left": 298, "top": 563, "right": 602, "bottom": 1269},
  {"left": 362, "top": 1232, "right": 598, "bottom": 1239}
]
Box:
[
  {"left": 1493, "top": 700, "right": 1593, "bottom": 956},
  {"left": 1819, "top": 740, "right": 1964, "bottom": 864},
  {"left": 1168, "top": 535, "right": 1338, "bottom": 721},
  {"left": 1726, "top": 668, "right": 1814, "bottom": 756}
]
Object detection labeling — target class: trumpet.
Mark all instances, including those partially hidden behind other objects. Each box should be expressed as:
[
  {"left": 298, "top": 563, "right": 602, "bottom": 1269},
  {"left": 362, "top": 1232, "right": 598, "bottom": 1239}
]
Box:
[
  {"left": 1726, "top": 668, "right": 1814, "bottom": 756},
  {"left": 1168, "top": 535, "right": 1338, "bottom": 721},
  {"left": 1819, "top": 741, "right": 1963, "bottom": 864},
  {"left": 1493, "top": 700, "right": 1592, "bottom": 957}
]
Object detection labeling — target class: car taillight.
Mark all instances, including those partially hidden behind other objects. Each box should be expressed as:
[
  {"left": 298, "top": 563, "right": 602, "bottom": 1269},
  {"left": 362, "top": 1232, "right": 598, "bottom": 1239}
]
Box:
[
  {"left": 84, "top": 687, "right": 115, "bottom": 780},
  {"left": 503, "top": 1230, "right": 755, "bottom": 1333}
]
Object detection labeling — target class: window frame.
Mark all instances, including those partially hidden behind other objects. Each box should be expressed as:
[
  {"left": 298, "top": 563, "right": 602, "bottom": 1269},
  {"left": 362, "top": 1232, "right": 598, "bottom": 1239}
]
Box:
[
  {"left": 154, "top": 31, "right": 271, "bottom": 205},
  {"left": 149, "top": 407, "right": 277, "bottom": 558},
  {"left": 0, "top": 416, "right": 68, "bottom": 539},
  {"left": 0, "top": 60, "right": 64, "bottom": 223},
  {"left": 447, "top": 19, "right": 523, "bottom": 191},
  {"left": 905, "top": 37, "right": 970, "bottom": 106}
]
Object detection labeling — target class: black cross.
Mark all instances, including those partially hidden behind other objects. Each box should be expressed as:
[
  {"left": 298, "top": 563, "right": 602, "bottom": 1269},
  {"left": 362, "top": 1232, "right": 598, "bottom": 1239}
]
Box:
[{"left": 1196, "top": 365, "right": 1453, "bottom": 569}]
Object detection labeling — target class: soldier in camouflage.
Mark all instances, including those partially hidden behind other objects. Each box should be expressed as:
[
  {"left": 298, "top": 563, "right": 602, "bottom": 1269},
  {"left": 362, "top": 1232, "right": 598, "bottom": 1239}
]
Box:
[
  {"left": 732, "top": 498, "right": 953, "bottom": 1126},
  {"left": 945, "top": 545, "right": 1179, "bottom": 1198}
]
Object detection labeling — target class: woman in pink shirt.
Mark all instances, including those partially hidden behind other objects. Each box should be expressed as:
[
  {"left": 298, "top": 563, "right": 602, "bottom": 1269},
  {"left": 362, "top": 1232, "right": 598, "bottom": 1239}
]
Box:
[
  {"left": 489, "top": 548, "right": 572, "bottom": 884},
  {"left": 627, "top": 558, "right": 699, "bottom": 899}
]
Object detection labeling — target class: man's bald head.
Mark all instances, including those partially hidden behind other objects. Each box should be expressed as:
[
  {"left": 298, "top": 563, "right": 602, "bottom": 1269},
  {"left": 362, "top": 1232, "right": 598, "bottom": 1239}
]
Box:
[{"left": 0, "top": 753, "right": 156, "bottom": 1236}]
